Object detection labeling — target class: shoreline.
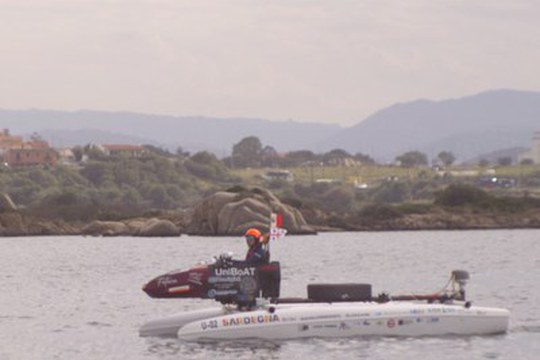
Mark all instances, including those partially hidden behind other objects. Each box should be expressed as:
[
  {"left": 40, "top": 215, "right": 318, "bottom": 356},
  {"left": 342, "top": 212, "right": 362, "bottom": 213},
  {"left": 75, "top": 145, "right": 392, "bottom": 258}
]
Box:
[{"left": 2, "top": 209, "right": 540, "bottom": 237}]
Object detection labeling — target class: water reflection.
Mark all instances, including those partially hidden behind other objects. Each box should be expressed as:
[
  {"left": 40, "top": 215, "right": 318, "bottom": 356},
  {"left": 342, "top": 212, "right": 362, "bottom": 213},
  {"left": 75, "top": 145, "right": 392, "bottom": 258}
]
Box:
[{"left": 146, "top": 338, "right": 282, "bottom": 359}]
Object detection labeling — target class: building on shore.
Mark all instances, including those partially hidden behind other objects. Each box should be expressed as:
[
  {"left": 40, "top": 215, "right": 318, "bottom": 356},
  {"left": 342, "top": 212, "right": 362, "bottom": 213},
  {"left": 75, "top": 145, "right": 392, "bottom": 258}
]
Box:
[
  {"left": 0, "top": 129, "right": 24, "bottom": 149},
  {"left": 0, "top": 129, "right": 57, "bottom": 167}
]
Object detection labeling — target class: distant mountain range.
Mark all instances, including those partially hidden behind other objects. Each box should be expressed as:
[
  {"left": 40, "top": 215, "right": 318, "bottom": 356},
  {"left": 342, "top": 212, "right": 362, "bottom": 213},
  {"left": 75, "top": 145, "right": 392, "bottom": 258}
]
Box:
[
  {"left": 320, "top": 89, "right": 540, "bottom": 162},
  {"left": 0, "top": 110, "right": 342, "bottom": 155},
  {"left": 1, "top": 89, "right": 539, "bottom": 162}
]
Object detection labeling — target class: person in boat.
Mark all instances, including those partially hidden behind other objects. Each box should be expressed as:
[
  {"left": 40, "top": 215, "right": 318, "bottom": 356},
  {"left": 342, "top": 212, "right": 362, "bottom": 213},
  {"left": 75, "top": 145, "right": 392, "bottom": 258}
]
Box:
[{"left": 244, "top": 228, "right": 269, "bottom": 265}]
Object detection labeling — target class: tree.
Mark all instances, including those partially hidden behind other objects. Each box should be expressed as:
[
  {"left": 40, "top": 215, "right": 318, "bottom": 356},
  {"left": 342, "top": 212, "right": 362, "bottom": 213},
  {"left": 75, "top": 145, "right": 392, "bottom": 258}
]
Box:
[
  {"left": 395, "top": 151, "right": 428, "bottom": 167},
  {"left": 434, "top": 184, "right": 490, "bottom": 207},
  {"left": 72, "top": 146, "right": 84, "bottom": 162},
  {"left": 324, "top": 149, "right": 350, "bottom": 159},
  {"left": 320, "top": 149, "right": 351, "bottom": 164},
  {"left": 81, "top": 162, "right": 114, "bottom": 186},
  {"left": 284, "top": 150, "right": 317, "bottom": 167},
  {"left": 119, "top": 186, "right": 143, "bottom": 209},
  {"left": 143, "top": 144, "right": 172, "bottom": 157},
  {"left": 176, "top": 146, "right": 190, "bottom": 157},
  {"left": 231, "top": 136, "right": 263, "bottom": 168},
  {"left": 354, "top": 152, "right": 375, "bottom": 165},
  {"left": 185, "top": 151, "right": 230, "bottom": 181},
  {"left": 371, "top": 182, "right": 409, "bottom": 203},
  {"left": 148, "top": 185, "right": 171, "bottom": 208},
  {"left": 190, "top": 151, "right": 219, "bottom": 165},
  {"left": 113, "top": 159, "right": 140, "bottom": 186},
  {"left": 261, "top": 145, "right": 279, "bottom": 167},
  {"left": 479, "top": 159, "right": 490, "bottom": 167},
  {"left": 320, "top": 186, "right": 355, "bottom": 211},
  {"left": 497, "top": 157, "right": 512, "bottom": 166},
  {"left": 27, "top": 169, "right": 57, "bottom": 188},
  {"left": 83, "top": 144, "right": 107, "bottom": 160},
  {"left": 437, "top": 151, "right": 456, "bottom": 167}
]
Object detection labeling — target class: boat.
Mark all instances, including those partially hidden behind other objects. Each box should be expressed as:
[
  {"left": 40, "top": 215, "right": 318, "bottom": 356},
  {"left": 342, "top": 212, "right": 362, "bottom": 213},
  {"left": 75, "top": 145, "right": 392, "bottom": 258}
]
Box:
[
  {"left": 139, "top": 255, "right": 510, "bottom": 340},
  {"left": 176, "top": 301, "right": 509, "bottom": 340}
]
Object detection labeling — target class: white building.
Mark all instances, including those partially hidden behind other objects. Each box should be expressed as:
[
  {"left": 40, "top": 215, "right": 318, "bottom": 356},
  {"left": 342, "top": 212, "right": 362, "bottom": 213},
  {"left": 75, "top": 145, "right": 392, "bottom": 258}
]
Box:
[{"left": 519, "top": 132, "right": 540, "bottom": 164}]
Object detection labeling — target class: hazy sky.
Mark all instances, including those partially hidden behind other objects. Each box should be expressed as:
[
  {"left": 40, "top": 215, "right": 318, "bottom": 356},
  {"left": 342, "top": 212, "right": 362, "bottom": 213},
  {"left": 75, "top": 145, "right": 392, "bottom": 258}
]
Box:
[{"left": 1, "top": 0, "right": 539, "bottom": 125}]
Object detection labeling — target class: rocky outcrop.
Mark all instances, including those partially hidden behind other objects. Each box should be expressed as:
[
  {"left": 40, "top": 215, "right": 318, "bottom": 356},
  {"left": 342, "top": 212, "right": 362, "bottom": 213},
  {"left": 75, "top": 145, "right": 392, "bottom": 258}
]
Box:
[
  {"left": 82, "top": 221, "right": 130, "bottom": 236},
  {"left": 187, "top": 187, "right": 315, "bottom": 235},
  {"left": 341, "top": 206, "right": 540, "bottom": 231},
  {"left": 80, "top": 218, "right": 180, "bottom": 237},
  {"left": 137, "top": 218, "right": 180, "bottom": 237},
  {"left": 4, "top": 188, "right": 540, "bottom": 237},
  {"left": 0, "top": 212, "right": 79, "bottom": 236},
  {"left": 0, "top": 193, "right": 17, "bottom": 212},
  {"left": 0, "top": 212, "right": 28, "bottom": 236}
]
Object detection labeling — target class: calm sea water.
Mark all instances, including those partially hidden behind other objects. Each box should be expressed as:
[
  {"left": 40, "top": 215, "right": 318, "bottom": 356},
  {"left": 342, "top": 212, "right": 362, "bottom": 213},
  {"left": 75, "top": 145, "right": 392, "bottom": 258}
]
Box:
[{"left": 1, "top": 230, "right": 539, "bottom": 360}]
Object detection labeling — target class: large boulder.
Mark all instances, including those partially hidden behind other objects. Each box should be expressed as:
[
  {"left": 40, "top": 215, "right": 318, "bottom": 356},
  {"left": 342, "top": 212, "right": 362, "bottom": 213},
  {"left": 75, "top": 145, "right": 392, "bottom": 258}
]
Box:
[
  {"left": 188, "top": 191, "right": 237, "bottom": 234},
  {"left": 187, "top": 187, "right": 315, "bottom": 235},
  {"left": 0, "top": 212, "right": 27, "bottom": 236},
  {"left": 0, "top": 212, "right": 78, "bottom": 236},
  {"left": 0, "top": 193, "right": 17, "bottom": 212},
  {"left": 27, "top": 219, "right": 79, "bottom": 236},
  {"left": 81, "top": 218, "right": 180, "bottom": 237},
  {"left": 137, "top": 218, "right": 180, "bottom": 237}
]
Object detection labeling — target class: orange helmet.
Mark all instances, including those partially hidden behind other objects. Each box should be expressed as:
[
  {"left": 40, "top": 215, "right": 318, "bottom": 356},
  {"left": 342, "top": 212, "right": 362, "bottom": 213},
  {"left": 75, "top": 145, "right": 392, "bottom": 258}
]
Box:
[{"left": 244, "top": 228, "right": 261, "bottom": 240}]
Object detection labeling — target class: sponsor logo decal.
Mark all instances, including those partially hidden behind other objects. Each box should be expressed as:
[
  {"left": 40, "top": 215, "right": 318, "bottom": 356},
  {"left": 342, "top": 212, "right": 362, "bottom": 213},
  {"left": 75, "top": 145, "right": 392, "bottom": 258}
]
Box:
[
  {"left": 345, "top": 313, "right": 370, "bottom": 318},
  {"left": 398, "top": 319, "right": 414, "bottom": 326},
  {"left": 281, "top": 317, "right": 298, "bottom": 322},
  {"left": 208, "top": 276, "right": 241, "bottom": 283},
  {"left": 312, "top": 324, "right": 339, "bottom": 329},
  {"left": 213, "top": 267, "right": 256, "bottom": 276},
  {"left": 157, "top": 276, "right": 178, "bottom": 287},
  {"left": 207, "top": 289, "right": 238, "bottom": 298},
  {"left": 222, "top": 314, "right": 280, "bottom": 327},
  {"left": 387, "top": 319, "right": 396, "bottom": 328},
  {"left": 239, "top": 277, "right": 258, "bottom": 294},
  {"left": 300, "top": 315, "right": 341, "bottom": 321},
  {"left": 168, "top": 285, "right": 190, "bottom": 294},
  {"left": 188, "top": 272, "right": 204, "bottom": 285}
]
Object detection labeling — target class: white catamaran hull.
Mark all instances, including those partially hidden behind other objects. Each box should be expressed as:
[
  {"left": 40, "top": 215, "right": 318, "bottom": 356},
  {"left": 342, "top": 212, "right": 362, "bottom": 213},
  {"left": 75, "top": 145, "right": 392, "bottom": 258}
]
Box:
[
  {"left": 140, "top": 301, "right": 510, "bottom": 340},
  {"left": 139, "top": 307, "right": 229, "bottom": 337}
]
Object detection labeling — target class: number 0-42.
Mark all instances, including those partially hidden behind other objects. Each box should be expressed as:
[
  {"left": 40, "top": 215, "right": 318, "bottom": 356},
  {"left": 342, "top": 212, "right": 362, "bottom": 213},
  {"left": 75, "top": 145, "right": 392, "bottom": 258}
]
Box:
[{"left": 201, "top": 320, "right": 218, "bottom": 330}]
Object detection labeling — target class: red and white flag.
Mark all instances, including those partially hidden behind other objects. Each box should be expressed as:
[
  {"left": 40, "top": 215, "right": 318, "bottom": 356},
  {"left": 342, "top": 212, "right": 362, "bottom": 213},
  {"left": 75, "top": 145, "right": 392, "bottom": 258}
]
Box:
[{"left": 270, "top": 213, "right": 287, "bottom": 241}]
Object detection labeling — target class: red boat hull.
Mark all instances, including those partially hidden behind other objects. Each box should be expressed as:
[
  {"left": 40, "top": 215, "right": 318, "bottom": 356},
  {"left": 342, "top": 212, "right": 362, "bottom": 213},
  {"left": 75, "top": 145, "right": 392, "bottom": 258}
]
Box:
[{"left": 143, "top": 262, "right": 281, "bottom": 303}]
